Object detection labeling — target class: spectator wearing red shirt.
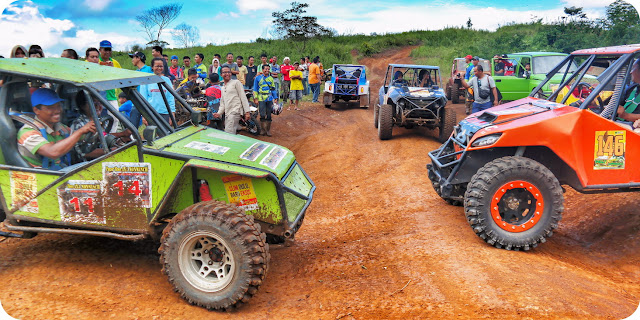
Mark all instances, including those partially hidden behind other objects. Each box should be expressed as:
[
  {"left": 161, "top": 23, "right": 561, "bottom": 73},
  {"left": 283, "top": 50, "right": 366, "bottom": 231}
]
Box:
[{"left": 280, "top": 57, "right": 294, "bottom": 103}]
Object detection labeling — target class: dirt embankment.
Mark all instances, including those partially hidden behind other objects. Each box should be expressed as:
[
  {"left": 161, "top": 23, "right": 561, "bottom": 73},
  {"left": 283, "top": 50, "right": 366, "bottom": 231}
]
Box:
[{"left": 0, "top": 46, "right": 638, "bottom": 319}]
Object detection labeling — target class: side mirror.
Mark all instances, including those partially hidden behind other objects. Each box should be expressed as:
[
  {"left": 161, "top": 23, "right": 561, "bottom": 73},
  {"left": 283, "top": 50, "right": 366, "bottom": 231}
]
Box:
[
  {"left": 143, "top": 125, "right": 157, "bottom": 146},
  {"left": 191, "top": 111, "right": 202, "bottom": 125}
]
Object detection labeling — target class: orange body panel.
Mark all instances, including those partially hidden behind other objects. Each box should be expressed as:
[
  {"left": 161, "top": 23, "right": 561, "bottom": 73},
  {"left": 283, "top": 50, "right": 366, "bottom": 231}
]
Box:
[{"left": 466, "top": 98, "right": 639, "bottom": 188}]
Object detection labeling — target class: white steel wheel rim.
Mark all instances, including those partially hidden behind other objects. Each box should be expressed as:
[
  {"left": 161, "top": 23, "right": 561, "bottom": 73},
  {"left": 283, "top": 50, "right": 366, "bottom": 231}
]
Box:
[{"left": 178, "top": 231, "right": 236, "bottom": 292}]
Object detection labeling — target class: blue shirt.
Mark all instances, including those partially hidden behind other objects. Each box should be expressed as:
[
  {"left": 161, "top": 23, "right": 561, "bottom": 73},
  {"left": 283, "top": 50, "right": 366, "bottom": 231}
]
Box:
[
  {"left": 119, "top": 100, "right": 133, "bottom": 117},
  {"left": 137, "top": 65, "right": 153, "bottom": 73},
  {"left": 139, "top": 76, "right": 176, "bottom": 114}
]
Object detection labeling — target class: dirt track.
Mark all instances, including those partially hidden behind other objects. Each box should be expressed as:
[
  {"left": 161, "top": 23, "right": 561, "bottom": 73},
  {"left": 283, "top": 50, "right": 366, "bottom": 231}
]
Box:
[{"left": 0, "top": 46, "right": 639, "bottom": 319}]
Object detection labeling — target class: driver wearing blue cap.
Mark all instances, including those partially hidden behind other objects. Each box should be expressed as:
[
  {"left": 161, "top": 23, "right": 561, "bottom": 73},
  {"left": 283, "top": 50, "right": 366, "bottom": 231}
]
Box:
[{"left": 17, "top": 88, "right": 96, "bottom": 170}]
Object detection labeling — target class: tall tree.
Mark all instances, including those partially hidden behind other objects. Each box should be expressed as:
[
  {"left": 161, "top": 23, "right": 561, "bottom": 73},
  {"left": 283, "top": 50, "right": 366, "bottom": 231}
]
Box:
[
  {"left": 172, "top": 23, "right": 200, "bottom": 48},
  {"left": 136, "top": 3, "right": 183, "bottom": 46},
  {"left": 272, "top": 2, "right": 332, "bottom": 50},
  {"left": 602, "top": 0, "right": 640, "bottom": 45}
]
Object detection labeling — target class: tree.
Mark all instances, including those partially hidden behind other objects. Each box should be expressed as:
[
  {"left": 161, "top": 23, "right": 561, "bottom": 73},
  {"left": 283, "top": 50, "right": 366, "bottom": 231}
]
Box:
[
  {"left": 602, "top": 0, "right": 640, "bottom": 45},
  {"left": 136, "top": 3, "right": 183, "bottom": 46},
  {"left": 172, "top": 23, "right": 200, "bottom": 48},
  {"left": 564, "top": 6, "right": 587, "bottom": 19},
  {"left": 272, "top": 2, "right": 332, "bottom": 50},
  {"left": 466, "top": 17, "right": 473, "bottom": 29}
]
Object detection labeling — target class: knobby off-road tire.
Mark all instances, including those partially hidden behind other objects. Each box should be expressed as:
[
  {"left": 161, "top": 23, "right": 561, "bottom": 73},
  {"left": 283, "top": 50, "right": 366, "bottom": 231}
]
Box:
[
  {"left": 451, "top": 83, "right": 460, "bottom": 104},
  {"left": 446, "top": 84, "right": 453, "bottom": 101},
  {"left": 464, "top": 157, "right": 563, "bottom": 251},
  {"left": 378, "top": 104, "right": 393, "bottom": 140},
  {"left": 159, "top": 201, "right": 269, "bottom": 310},
  {"left": 359, "top": 94, "right": 370, "bottom": 108},
  {"left": 373, "top": 104, "right": 380, "bottom": 128},
  {"left": 438, "top": 107, "right": 456, "bottom": 143}
]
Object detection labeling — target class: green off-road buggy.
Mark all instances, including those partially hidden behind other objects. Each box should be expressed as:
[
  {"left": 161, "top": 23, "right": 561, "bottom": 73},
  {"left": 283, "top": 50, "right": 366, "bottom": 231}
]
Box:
[{"left": 0, "top": 58, "right": 315, "bottom": 310}]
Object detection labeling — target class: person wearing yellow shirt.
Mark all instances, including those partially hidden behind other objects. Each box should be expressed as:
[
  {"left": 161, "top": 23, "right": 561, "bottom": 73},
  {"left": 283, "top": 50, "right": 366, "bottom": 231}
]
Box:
[{"left": 288, "top": 62, "right": 304, "bottom": 110}]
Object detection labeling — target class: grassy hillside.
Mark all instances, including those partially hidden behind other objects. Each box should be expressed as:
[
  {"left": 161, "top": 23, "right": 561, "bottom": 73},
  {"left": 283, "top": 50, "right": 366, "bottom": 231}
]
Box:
[{"left": 113, "top": 12, "right": 639, "bottom": 79}]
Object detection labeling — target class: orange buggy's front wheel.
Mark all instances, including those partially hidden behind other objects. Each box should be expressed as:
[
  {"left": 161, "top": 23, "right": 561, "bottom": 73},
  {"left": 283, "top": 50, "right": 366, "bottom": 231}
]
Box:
[{"left": 464, "top": 156, "right": 564, "bottom": 251}]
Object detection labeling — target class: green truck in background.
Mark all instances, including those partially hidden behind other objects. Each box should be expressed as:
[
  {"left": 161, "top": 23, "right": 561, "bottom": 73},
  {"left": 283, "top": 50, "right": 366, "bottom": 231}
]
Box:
[
  {"left": 0, "top": 58, "right": 315, "bottom": 310},
  {"left": 492, "top": 52, "right": 571, "bottom": 101}
]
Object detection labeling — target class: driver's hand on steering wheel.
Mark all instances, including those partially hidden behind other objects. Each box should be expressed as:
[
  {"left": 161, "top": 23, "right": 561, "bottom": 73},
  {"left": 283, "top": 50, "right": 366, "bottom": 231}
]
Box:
[{"left": 79, "top": 121, "right": 97, "bottom": 135}]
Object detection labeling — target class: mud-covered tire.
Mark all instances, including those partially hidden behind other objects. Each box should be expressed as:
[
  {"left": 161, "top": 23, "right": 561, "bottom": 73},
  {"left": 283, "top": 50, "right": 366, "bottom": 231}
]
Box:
[
  {"left": 445, "top": 84, "right": 452, "bottom": 101},
  {"left": 464, "top": 157, "right": 563, "bottom": 251},
  {"left": 159, "top": 201, "right": 269, "bottom": 310},
  {"left": 451, "top": 83, "right": 460, "bottom": 104},
  {"left": 438, "top": 107, "right": 456, "bottom": 143},
  {"left": 373, "top": 104, "right": 379, "bottom": 128},
  {"left": 378, "top": 104, "right": 393, "bottom": 140}
]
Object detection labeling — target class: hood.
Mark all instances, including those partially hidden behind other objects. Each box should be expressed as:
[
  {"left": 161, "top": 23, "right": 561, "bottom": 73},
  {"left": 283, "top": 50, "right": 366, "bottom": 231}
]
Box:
[
  {"left": 145, "top": 126, "right": 295, "bottom": 178},
  {"left": 459, "top": 97, "right": 577, "bottom": 138}
]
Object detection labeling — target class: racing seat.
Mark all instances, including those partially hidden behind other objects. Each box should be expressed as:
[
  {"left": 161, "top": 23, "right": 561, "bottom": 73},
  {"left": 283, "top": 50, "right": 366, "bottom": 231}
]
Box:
[{"left": 0, "top": 81, "right": 34, "bottom": 167}]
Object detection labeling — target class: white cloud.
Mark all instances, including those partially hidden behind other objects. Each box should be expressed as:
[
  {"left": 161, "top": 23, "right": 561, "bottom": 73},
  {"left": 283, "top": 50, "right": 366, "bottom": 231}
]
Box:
[
  {"left": 0, "top": 1, "right": 139, "bottom": 57},
  {"left": 83, "top": 0, "right": 114, "bottom": 11},
  {"left": 307, "top": 1, "right": 607, "bottom": 35},
  {"left": 235, "top": 0, "right": 288, "bottom": 14}
]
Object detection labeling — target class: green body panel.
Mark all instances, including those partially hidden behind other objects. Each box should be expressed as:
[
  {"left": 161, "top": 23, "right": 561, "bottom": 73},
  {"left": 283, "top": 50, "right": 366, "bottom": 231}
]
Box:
[
  {"left": 0, "top": 58, "right": 161, "bottom": 91},
  {"left": 143, "top": 154, "right": 187, "bottom": 221},
  {"left": 194, "top": 168, "right": 283, "bottom": 224},
  {"left": 492, "top": 52, "right": 568, "bottom": 101},
  {"left": 146, "top": 126, "right": 295, "bottom": 179},
  {"left": 156, "top": 167, "right": 194, "bottom": 220}
]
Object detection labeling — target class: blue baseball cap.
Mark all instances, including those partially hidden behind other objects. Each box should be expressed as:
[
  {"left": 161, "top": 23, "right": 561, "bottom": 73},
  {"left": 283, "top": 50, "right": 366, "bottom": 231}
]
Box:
[
  {"left": 171, "top": 55, "right": 178, "bottom": 60},
  {"left": 99, "top": 40, "right": 112, "bottom": 48},
  {"left": 31, "top": 88, "right": 64, "bottom": 108}
]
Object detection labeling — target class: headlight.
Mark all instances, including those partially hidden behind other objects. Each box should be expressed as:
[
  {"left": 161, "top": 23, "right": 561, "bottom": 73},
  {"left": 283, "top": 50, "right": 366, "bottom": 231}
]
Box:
[{"left": 471, "top": 134, "right": 502, "bottom": 147}]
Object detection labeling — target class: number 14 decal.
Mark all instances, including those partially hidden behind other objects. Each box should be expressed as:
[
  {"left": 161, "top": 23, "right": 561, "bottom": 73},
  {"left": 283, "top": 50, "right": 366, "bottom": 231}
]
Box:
[{"left": 111, "top": 180, "right": 143, "bottom": 196}]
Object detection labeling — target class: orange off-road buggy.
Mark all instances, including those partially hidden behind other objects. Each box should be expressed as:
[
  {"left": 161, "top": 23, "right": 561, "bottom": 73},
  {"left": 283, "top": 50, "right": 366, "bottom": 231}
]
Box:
[{"left": 428, "top": 44, "right": 640, "bottom": 250}]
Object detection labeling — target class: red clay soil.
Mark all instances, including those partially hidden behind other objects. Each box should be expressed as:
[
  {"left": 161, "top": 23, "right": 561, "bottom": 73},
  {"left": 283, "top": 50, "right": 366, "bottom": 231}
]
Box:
[{"left": 0, "top": 46, "right": 638, "bottom": 319}]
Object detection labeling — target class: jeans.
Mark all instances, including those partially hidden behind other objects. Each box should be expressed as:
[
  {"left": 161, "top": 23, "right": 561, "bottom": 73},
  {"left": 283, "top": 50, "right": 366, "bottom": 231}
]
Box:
[
  {"left": 273, "top": 78, "right": 280, "bottom": 99},
  {"left": 259, "top": 100, "right": 273, "bottom": 121},
  {"left": 310, "top": 83, "right": 320, "bottom": 102},
  {"left": 282, "top": 80, "right": 291, "bottom": 102},
  {"left": 472, "top": 101, "right": 493, "bottom": 114},
  {"left": 302, "top": 78, "right": 309, "bottom": 95}
]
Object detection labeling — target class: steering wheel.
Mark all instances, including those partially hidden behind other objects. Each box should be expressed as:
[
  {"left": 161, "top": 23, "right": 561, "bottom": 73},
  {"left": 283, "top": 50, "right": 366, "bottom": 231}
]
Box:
[
  {"left": 87, "top": 116, "right": 113, "bottom": 144},
  {"left": 575, "top": 82, "right": 604, "bottom": 109}
]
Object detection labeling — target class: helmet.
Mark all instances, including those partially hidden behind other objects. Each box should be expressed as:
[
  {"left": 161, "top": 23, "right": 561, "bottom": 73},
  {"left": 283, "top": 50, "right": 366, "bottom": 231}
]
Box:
[{"left": 272, "top": 102, "right": 282, "bottom": 115}]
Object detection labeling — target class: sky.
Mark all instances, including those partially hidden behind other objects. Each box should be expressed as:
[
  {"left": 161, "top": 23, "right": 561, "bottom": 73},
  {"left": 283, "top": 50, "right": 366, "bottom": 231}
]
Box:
[{"left": 0, "top": 0, "right": 638, "bottom": 58}]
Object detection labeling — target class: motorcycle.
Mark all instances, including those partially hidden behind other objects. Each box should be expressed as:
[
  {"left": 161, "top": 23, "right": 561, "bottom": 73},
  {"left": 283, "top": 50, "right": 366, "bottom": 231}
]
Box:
[{"left": 240, "top": 89, "right": 260, "bottom": 135}]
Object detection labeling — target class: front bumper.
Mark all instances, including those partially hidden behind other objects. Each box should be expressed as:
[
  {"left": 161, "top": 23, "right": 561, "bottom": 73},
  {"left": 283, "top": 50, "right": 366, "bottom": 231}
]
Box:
[{"left": 427, "top": 125, "right": 470, "bottom": 199}]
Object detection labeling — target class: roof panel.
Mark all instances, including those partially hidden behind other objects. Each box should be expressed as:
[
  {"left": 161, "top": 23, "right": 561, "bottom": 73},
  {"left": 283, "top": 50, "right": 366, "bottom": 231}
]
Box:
[
  {"left": 572, "top": 44, "right": 640, "bottom": 55},
  {"left": 0, "top": 58, "right": 164, "bottom": 89}
]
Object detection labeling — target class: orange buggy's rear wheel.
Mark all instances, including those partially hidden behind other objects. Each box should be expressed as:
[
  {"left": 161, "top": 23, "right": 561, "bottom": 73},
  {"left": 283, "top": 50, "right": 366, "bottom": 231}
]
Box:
[{"left": 464, "top": 157, "right": 563, "bottom": 251}]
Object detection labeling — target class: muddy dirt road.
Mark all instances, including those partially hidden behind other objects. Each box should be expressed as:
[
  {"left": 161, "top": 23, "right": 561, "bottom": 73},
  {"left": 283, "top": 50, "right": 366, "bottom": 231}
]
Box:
[{"left": 0, "top": 47, "right": 639, "bottom": 319}]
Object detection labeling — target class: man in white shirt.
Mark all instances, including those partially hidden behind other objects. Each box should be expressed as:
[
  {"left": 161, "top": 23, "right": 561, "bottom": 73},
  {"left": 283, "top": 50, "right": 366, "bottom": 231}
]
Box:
[{"left": 213, "top": 66, "right": 251, "bottom": 134}]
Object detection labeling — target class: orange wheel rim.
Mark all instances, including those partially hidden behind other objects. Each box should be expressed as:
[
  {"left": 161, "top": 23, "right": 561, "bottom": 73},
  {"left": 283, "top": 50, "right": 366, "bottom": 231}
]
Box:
[{"left": 490, "top": 180, "right": 544, "bottom": 233}]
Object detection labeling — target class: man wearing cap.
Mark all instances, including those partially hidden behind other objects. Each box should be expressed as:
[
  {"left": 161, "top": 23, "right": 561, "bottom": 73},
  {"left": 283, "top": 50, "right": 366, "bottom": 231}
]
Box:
[
  {"left": 169, "top": 55, "right": 184, "bottom": 86},
  {"left": 465, "top": 55, "right": 478, "bottom": 81},
  {"left": 17, "top": 88, "right": 96, "bottom": 170},
  {"left": 221, "top": 53, "right": 239, "bottom": 80},
  {"left": 98, "top": 40, "right": 121, "bottom": 105},
  {"left": 129, "top": 51, "right": 151, "bottom": 73},
  {"left": 280, "top": 57, "right": 294, "bottom": 104}
]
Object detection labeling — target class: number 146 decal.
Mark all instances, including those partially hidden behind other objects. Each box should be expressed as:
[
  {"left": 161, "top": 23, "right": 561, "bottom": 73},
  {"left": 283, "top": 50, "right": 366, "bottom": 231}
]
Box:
[{"left": 594, "top": 131, "right": 626, "bottom": 170}]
